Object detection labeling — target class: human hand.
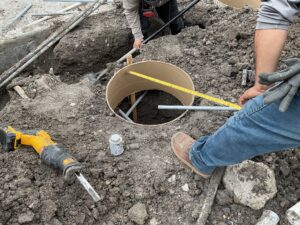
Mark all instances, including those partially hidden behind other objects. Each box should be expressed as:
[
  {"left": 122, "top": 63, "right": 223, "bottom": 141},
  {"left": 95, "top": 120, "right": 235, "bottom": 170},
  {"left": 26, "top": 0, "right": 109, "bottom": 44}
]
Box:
[
  {"left": 133, "top": 38, "right": 143, "bottom": 49},
  {"left": 239, "top": 85, "right": 266, "bottom": 106},
  {"left": 260, "top": 58, "right": 300, "bottom": 112}
]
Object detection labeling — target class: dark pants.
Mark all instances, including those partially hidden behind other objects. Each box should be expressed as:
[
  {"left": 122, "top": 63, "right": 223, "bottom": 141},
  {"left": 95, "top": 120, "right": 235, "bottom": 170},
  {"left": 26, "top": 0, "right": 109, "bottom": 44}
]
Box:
[{"left": 139, "top": 0, "right": 184, "bottom": 38}]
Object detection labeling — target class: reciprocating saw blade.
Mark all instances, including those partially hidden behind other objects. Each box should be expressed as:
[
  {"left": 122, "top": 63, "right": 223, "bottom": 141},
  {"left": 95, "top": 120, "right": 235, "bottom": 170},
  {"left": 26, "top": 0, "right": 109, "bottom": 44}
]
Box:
[{"left": 75, "top": 172, "right": 101, "bottom": 202}]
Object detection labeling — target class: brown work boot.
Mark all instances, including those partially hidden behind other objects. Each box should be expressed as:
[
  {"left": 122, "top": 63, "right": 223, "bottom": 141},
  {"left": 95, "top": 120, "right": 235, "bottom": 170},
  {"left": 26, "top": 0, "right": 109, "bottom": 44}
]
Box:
[{"left": 171, "top": 132, "right": 210, "bottom": 178}]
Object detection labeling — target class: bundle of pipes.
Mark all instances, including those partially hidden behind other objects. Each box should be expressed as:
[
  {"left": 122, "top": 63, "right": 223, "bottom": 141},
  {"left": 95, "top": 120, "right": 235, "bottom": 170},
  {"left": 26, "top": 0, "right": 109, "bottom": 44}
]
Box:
[{"left": 0, "top": 0, "right": 106, "bottom": 91}]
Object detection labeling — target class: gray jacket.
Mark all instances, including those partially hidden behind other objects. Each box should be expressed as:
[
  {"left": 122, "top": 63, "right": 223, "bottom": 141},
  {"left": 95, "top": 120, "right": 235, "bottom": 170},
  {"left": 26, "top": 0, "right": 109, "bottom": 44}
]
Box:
[{"left": 123, "top": 0, "right": 169, "bottom": 40}]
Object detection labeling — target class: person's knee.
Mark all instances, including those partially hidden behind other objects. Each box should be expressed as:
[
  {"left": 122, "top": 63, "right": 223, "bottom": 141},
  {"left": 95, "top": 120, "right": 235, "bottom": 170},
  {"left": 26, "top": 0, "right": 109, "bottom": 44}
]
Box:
[{"left": 256, "top": 0, "right": 299, "bottom": 30}]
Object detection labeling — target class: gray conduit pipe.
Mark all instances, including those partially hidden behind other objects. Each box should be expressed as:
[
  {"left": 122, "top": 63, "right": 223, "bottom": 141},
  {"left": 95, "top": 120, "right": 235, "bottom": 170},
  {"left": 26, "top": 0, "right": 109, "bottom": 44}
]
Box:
[{"left": 158, "top": 105, "right": 238, "bottom": 111}]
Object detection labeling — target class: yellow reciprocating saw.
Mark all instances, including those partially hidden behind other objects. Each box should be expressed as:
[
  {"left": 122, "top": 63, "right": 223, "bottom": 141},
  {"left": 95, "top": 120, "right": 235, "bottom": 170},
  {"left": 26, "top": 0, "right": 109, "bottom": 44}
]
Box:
[{"left": 0, "top": 126, "right": 100, "bottom": 202}]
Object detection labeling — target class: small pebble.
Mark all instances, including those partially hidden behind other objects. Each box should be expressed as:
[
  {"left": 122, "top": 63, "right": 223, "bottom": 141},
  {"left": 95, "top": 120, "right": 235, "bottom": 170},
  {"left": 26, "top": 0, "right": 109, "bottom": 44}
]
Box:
[
  {"left": 167, "top": 175, "right": 176, "bottom": 183},
  {"left": 182, "top": 184, "right": 189, "bottom": 192}
]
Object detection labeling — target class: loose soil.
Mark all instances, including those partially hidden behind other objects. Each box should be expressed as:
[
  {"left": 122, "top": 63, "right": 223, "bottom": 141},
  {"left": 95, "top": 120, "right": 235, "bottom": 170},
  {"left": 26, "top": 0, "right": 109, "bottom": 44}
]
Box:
[
  {"left": 117, "top": 90, "right": 184, "bottom": 125},
  {"left": 0, "top": 91, "right": 9, "bottom": 110},
  {"left": 0, "top": 2, "right": 299, "bottom": 225}
]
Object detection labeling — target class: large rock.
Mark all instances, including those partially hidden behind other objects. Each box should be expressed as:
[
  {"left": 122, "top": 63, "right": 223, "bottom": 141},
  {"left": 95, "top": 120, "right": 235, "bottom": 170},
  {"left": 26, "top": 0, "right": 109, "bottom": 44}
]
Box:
[
  {"left": 128, "top": 203, "right": 148, "bottom": 225},
  {"left": 223, "top": 160, "right": 277, "bottom": 210}
]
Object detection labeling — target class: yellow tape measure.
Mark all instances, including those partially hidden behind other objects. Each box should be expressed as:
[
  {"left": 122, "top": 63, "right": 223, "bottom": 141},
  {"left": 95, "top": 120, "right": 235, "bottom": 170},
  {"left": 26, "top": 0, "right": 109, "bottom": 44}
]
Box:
[{"left": 127, "top": 70, "right": 242, "bottom": 110}]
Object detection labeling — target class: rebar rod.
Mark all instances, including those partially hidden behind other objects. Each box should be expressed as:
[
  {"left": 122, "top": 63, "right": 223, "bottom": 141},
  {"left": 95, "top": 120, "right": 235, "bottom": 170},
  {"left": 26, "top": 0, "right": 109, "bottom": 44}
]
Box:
[
  {"left": 158, "top": 105, "right": 238, "bottom": 111},
  {"left": 0, "top": 0, "right": 105, "bottom": 90},
  {"left": 32, "top": 12, "right": 75, "bottom": 17},
  {"left": 118, "top": 109, "right": 133, "bottom": 122},
  {"left": 125, "top": 91, "right": 148, "bottom": 116}
]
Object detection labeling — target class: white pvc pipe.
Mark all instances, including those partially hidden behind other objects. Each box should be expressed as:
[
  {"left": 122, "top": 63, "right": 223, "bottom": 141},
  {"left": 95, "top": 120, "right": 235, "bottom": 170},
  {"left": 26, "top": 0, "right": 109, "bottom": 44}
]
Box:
[{"left": 158, "top": 105, "right": 238, "bottom": 111}]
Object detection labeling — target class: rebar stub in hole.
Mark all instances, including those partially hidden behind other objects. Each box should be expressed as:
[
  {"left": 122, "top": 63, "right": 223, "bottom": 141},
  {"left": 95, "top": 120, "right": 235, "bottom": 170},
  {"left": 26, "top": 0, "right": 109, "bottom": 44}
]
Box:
[{"left": 117, "top": 90, "right": 185, "bottom": 125}]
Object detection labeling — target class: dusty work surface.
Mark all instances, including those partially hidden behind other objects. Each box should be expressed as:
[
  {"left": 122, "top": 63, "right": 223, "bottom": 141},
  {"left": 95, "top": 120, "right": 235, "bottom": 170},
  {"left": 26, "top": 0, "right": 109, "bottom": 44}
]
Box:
[
  {"left": 0, "top": 0, "right": 115, "bottom": 38},
  {"left": 0, "top": 3, "right": 300, "bottom": 225}
]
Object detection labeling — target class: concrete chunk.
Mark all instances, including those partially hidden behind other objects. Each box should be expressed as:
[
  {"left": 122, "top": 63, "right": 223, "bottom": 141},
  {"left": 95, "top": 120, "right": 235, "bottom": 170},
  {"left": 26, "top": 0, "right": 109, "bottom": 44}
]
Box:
[
  {"left": 223, "top": 160, "right": 277, "bottom": 210},
  {"left": 287, "top": 202, "right": 300, "bottom": 225}
]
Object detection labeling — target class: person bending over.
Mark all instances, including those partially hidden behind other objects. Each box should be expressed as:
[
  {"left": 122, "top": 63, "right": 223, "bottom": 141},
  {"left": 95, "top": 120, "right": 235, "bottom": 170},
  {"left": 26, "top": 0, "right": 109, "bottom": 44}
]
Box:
[{"left": 123, "top": 0, "right": 184, "bottom": 49}]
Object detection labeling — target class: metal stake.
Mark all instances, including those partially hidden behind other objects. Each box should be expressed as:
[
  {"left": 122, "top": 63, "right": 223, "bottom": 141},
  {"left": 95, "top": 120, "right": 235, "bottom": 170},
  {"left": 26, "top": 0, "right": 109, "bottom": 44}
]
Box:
[{"left": 126, "top": 54, "right": 138, "bottom": 122}]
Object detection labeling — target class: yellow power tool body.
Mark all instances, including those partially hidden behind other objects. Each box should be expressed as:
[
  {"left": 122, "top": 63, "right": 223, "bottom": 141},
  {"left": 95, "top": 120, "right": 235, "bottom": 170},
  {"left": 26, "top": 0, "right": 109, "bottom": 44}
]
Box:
[
  {"left": 0, "top": 126, "right": 100, "bottom": 202},
  {"left": 0, "top": 126, "right": 81, "bottom": 180}
]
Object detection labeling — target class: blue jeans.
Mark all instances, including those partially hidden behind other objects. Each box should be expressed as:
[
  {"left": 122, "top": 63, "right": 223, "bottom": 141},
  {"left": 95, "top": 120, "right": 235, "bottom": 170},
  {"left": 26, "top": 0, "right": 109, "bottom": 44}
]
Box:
[{"left": 189, "top": 93, "right": 300, "bottom": 175}]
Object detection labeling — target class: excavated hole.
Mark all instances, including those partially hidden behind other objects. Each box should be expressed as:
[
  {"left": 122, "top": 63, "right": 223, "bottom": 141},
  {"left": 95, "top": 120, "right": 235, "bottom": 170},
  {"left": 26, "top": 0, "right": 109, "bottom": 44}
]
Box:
[
  {"left": 106, "top": 61, "right": 195, "bottom": 126},
  {"left": 117, "top": 90, "right": 184, "bottom": 125}
]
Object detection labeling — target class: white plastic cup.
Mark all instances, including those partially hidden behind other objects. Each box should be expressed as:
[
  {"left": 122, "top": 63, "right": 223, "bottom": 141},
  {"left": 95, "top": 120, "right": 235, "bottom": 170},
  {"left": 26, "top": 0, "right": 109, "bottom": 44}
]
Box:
[
  {"left": 256, "top": 210, "right": 280, "bottom": 225},
  {"left": 109, "top": 134, "right": 124, "bottom": 156}
]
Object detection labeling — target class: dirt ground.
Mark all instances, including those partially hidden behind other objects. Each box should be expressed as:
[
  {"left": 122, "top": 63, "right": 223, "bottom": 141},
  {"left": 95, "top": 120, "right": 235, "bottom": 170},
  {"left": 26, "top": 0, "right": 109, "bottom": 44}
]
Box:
[
  {"left": 0, "top": 2, "right": 299, "bottom": 225},
  {"left": 0, "top": 0, "right": 115, "bottom": 38}
]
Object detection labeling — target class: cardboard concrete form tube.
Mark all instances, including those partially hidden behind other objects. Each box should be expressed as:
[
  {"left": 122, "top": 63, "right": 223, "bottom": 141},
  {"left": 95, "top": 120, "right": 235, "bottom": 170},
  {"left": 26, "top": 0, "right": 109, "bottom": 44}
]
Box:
[
  {"left": 215, "top": 0, "right": 260, "bottom": 9},
  {"left": 106, "top": 61, "right": 195, "bottom": 124}
]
